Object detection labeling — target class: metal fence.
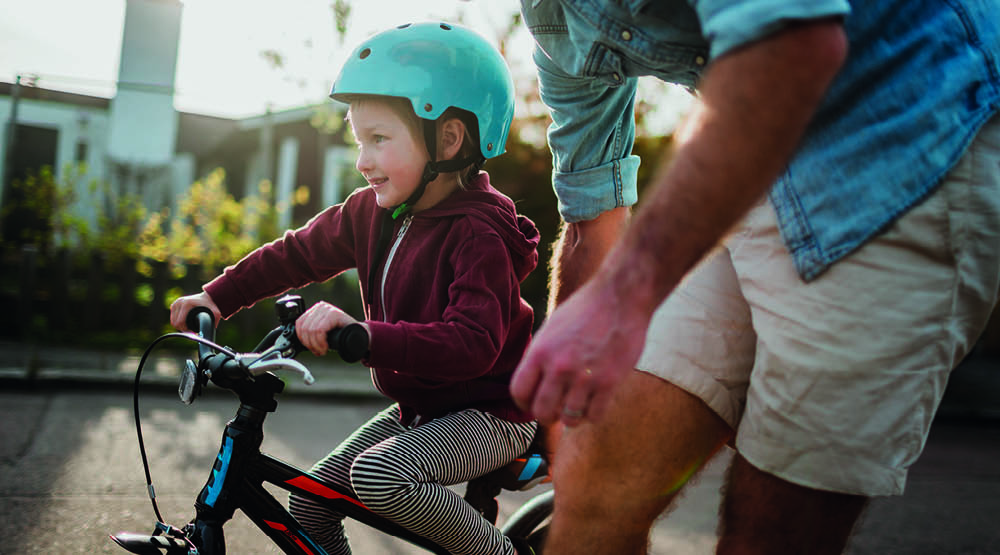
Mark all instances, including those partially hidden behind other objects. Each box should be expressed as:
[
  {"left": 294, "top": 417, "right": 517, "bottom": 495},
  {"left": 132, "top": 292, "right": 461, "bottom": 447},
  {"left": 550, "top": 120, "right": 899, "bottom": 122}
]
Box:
[{"left": 0, "top": 244, "right": 362, "bottom": 350}]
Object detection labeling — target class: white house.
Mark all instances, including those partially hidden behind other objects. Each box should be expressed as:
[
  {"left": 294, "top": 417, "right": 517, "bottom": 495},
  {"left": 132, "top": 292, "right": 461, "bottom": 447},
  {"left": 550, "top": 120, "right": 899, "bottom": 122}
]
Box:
[{"left": 0, "top": 0, "right": 358, "bottom": 238}]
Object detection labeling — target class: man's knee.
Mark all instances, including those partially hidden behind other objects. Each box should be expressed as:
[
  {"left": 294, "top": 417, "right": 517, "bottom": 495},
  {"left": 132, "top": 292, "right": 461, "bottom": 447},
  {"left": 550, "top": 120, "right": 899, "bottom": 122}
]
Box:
[{"left": 551, "top": 371, "right": 733, "bottom": 516}]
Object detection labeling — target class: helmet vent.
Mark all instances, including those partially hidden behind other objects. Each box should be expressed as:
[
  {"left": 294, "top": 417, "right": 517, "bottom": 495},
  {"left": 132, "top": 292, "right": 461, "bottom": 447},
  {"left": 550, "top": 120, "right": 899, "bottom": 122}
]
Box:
[
  {"left": 397, "top": 23, "right": 411, "bottom": 29},
  {"left": 424, "top": 103, "right": 433, "bottom": 112},
  {"left": 440, "top": 23, "right": 452, "bottom": 30},
  {"left": 359, "top": 48, "right": 371, "bottom": 59}
]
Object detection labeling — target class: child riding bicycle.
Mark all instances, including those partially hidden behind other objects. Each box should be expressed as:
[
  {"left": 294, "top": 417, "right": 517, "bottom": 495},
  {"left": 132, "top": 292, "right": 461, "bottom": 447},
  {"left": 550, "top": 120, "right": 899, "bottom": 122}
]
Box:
[{"left": 170, "top": 22, "right": 539, "bottom": 555}]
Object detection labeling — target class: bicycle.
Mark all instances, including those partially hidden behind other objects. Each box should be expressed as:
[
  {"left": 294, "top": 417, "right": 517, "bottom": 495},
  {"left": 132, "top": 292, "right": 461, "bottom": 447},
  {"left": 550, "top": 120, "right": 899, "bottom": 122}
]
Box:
[{"left": 109, "top": 293, "right": 555, "bottom": 554}]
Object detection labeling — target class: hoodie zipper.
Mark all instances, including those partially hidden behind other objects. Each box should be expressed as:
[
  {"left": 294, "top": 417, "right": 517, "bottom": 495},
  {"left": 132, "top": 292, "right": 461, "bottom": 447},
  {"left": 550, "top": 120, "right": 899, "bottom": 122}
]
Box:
[
  {"left": 371, "top": 214, "right": 411, "bottom": 396},
  {"left": 380, "top": 214, "right": 412, "bottom": 318}
]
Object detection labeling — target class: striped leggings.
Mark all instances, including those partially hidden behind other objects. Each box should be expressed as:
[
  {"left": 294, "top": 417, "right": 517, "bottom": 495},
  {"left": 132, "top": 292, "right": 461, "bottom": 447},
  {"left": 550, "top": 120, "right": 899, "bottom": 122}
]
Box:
[{"left": 288, "top": 404, "right": 537, "bottom": 555}]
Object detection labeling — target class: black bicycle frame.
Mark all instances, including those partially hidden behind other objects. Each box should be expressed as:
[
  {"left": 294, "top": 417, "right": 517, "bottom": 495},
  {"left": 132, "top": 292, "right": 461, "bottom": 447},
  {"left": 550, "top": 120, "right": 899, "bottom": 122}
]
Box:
[{"left": 189, "top": 371, "right": 449, "bottom": 555}]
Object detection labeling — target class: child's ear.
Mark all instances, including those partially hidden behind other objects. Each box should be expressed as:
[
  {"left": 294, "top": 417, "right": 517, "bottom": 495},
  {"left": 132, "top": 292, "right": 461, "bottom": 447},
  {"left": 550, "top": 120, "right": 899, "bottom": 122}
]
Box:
[{"left": 439, "top": 118, "right": 467, "bottom": 160}]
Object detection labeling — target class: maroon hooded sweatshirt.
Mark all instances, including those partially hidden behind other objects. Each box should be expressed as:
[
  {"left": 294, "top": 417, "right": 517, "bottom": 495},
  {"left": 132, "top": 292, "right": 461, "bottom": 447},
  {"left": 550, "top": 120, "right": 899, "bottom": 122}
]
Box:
[{"left": 204, "top": 172, "right": 539, "bottom": 424}]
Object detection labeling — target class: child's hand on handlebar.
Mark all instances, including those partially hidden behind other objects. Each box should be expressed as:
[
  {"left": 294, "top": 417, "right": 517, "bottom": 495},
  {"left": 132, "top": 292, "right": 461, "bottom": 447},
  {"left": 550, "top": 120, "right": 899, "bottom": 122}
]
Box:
[
  {"left": 170, "top": 292, "right": 223, "bottom": 332},
  {"left": 296, "top": 301, "right": 369, "bottom": 357}
]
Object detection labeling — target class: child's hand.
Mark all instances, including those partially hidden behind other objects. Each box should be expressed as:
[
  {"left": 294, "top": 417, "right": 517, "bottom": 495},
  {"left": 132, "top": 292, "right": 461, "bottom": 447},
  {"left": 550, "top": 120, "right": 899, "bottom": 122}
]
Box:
[
  {"left": 296, "top": 301, "right": 367, "bottom": 357},
  {"left": 170, "top": 292, "right": 222, "bottom": 332}
]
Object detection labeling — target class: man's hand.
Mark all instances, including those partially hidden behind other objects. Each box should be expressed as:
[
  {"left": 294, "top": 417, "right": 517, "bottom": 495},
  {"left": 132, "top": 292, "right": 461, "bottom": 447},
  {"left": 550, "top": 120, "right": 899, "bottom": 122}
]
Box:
[{"left": 512, "top": 274, "right": 650, "bottom": 427}]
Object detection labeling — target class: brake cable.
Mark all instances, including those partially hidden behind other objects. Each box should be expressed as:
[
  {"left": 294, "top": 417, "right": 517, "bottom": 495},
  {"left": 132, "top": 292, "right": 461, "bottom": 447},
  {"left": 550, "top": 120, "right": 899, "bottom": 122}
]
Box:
[{"left": 131, "top": 333, "right": 236, "bottom": 523}]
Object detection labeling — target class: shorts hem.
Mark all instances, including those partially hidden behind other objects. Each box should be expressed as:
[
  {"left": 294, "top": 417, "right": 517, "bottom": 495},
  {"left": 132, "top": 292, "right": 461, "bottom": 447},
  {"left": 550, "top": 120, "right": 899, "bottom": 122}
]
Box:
[{"left": 737, "top": 434, "right": 908, "bottom": 497}]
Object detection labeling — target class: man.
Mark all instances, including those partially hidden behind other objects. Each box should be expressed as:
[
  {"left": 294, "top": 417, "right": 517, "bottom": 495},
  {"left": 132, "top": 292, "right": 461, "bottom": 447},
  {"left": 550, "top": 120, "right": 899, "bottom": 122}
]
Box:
[{"left": 511, "top": 1, "right": 1000, "bottom": 553}]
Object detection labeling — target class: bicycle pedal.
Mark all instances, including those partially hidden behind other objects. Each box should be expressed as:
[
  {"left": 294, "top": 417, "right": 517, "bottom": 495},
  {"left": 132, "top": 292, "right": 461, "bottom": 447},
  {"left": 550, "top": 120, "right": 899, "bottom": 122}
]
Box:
[{"left": 109, "top": 531, "right": 191, "bottom": 554}]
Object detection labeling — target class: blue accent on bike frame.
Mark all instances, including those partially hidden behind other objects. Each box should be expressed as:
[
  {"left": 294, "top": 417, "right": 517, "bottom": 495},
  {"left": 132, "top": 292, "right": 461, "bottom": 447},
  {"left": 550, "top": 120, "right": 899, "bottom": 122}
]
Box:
[
  {"left": 301, "top": 530, "right": 329, "bottom": 555},
  {"left": 518, "top": 454, "right": 543, "bottom": 481},
  {"left": 205, "top": 436, "right": 233, "bottom": 507}
]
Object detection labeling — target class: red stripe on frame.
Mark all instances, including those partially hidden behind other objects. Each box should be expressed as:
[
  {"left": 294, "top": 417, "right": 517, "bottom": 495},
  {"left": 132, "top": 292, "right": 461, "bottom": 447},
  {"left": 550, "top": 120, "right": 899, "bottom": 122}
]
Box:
[
  {"left": 263, "top": 520, "right": 317, "bottom": 555},
  {"left": 285, "top": 475, "right": 368, "bottom": 509},
  {"left": 263, "top": 520, "right": 288, "bottom": 532}
]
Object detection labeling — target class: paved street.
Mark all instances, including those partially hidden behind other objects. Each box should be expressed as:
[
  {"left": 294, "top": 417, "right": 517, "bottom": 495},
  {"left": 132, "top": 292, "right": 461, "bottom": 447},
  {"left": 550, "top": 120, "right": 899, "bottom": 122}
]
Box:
[
  {"left": 1, "top": 383, "right": 999, "bottom": 554},
  {"left": 0, "top": 388, "right": 550, "bottom": 554}
]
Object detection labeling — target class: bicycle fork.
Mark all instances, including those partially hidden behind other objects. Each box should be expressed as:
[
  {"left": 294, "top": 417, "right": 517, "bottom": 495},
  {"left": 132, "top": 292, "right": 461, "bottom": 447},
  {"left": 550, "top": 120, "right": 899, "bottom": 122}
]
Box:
[{"left": 185, "top": 404, "right": 267, "bottom": 554}]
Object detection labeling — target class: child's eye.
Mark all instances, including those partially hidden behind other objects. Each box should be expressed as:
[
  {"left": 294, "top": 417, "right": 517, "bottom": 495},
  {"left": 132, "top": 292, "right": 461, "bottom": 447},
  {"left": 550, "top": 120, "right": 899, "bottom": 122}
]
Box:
[{"left": 373, "top": 134, "right": 387, "bottom": 144}]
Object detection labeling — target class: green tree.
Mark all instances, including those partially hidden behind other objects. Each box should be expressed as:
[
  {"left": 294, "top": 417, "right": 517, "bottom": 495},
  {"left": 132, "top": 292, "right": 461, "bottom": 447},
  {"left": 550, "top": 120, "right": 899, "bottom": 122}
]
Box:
[{"left": 137, "top": 168, "right": 282, "bottom": 283}]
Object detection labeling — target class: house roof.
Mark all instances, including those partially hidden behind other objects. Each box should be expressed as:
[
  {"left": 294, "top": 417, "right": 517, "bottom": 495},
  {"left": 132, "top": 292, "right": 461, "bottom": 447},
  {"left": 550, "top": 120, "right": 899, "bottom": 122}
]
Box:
[
  {"left": 0, "top": 81, "right": 338, "bottom": 159},
  {"left": 0, "top": 81, "right": 110, "bottom": 110}
]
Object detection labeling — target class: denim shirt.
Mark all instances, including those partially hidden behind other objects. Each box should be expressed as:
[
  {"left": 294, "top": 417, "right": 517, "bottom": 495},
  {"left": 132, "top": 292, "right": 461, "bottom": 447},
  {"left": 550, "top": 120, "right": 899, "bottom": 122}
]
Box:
[{"left": 522, "top": 0, "right": 1000, "bottom": 280}]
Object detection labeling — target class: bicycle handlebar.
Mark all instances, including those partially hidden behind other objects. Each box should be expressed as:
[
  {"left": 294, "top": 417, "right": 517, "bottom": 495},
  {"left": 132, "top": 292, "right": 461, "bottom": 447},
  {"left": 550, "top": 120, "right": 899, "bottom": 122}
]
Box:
[{"left": 178, "top": 296, "right": 368, "bottom": 402}]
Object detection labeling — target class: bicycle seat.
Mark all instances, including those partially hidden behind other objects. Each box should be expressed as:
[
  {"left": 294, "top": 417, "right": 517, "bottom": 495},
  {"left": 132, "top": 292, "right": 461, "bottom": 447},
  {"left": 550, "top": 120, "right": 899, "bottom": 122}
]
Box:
[
  {"left": 487, "top": 442, "right": 550, "bottom": 492},
  {"left": 464, "top": 433, "right": 550, "bottom": 525}
]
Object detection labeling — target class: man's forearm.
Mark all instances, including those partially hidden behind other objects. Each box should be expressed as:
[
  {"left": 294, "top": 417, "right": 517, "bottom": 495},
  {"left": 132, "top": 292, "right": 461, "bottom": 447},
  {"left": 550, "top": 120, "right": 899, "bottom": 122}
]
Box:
[
  {"left": 601, "top": 19, "right": 848, "bottom": 316},
  {"left": 547, "top": 207, "right": 630, "bottom": 313}
]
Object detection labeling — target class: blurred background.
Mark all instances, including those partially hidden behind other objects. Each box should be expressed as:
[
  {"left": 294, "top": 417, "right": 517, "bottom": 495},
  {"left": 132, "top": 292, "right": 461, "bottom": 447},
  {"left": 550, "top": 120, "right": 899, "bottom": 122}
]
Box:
[
  {"left": 0, "top": 0, "right": 995, "bottom": 359},
  {"left": 0, "top": 0, "right": 696, "bottom": 351}
]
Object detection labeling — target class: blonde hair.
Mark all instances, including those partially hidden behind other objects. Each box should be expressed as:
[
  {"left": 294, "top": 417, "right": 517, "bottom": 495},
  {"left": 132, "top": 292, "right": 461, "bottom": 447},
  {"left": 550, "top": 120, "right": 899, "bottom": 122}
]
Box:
[{"left": 346, "top": 95, "right": 481, "bottom": 188}]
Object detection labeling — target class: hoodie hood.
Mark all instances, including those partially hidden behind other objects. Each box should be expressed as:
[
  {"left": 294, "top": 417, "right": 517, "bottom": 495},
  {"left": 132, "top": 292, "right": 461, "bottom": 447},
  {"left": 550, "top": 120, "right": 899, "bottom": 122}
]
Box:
[{"left": 418, "top": 171, "right": 540, "bottom": 280}]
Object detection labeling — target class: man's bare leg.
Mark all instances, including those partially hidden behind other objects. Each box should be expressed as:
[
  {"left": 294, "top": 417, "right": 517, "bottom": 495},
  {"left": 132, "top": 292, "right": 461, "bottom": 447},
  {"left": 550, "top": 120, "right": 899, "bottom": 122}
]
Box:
[
  {"left": 717, "top": 455, "right": 868, "bottom": 555},
  {"left": 543, "top": 370, "right": 733, "bottom": 554}
]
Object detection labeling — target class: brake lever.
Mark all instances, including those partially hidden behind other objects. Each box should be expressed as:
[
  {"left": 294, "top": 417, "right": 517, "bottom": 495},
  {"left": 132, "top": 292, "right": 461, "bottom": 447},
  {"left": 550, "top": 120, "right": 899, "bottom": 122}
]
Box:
[
  {"left": 244, "top": 357, "right": 315, "bottom": 385},
  {"left": 237, "top": 333, "right": 315, "bottom": 385}
]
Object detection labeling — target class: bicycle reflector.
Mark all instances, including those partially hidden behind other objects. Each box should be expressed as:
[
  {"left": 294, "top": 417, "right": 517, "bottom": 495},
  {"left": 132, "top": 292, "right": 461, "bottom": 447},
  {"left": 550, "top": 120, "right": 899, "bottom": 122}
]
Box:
[{"left": 178, "top": 359, "right": 201, "bottom": 405}]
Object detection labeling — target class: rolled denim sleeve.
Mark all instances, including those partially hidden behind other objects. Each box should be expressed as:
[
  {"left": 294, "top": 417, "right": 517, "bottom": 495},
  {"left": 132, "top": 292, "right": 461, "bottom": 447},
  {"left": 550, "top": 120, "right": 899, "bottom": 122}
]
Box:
[
  {"left": 691, "top": 0, "right": 851, "bottom": 59},
  {"left": 535, "top": 47, "right": 641, "bottom": 223}
]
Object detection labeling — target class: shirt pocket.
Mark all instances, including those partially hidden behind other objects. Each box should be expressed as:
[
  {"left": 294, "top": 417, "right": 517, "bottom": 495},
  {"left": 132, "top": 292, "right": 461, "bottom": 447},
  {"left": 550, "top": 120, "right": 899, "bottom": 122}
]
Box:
[{"left": 522, "top": 0, "right": 595, "bottom": 81}]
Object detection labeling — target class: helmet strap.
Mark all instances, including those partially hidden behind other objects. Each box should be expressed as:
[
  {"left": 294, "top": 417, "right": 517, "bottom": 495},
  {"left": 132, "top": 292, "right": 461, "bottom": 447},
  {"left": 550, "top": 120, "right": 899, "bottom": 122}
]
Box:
[{"left": 390, "top": 119, "right": 482, "bottom": 219}]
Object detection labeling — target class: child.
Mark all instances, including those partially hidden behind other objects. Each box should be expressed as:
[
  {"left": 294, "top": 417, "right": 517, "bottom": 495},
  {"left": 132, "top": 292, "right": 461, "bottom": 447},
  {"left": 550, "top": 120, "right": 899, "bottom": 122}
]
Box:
[{"left": 169, "top": 22, "right": 539, "bottom": 555}]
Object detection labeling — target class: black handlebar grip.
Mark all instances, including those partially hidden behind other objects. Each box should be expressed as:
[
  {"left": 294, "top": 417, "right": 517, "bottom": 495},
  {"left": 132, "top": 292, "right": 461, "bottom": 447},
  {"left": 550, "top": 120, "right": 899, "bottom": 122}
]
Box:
[
  {"left": 186, "top": 307, "right": 216, "bottom": 337},
  {"left": 186, "top": 308, "right": 217, "bottom": 363},
  {"left": 328, "top": 323, "right": 369, "bottom": 363}
]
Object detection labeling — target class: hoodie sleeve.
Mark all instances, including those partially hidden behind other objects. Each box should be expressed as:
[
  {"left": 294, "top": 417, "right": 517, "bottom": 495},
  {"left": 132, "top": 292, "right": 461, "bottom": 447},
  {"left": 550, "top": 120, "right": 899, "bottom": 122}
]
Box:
[
  {"left": 204, "top": 200, "right": 361, "bottom": 318},
  {"left": 364, "top": 229, "right": 522, "bottom": 379}
]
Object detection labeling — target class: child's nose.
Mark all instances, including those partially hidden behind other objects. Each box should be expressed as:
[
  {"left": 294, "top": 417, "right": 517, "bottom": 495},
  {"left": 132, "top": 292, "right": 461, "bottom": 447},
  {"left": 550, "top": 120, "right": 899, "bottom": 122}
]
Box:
[{"left": 356, "top": 149, "right": 372, "bottom": 173}]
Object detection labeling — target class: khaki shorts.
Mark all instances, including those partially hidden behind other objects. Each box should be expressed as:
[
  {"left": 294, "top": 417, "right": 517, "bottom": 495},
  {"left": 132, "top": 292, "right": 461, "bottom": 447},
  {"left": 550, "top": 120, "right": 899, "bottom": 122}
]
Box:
[{"left": 636, "top": 113, "right": 1000, "bottom": 496}]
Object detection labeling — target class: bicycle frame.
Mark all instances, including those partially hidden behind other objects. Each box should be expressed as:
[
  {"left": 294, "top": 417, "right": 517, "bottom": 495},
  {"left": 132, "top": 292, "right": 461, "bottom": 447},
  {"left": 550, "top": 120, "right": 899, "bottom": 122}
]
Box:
[
  {"left": 111, "top": 295, "right": 551, "bottom": 555},
  {"left": 189, "top": 371, "right": 449, "bottom": 555}
]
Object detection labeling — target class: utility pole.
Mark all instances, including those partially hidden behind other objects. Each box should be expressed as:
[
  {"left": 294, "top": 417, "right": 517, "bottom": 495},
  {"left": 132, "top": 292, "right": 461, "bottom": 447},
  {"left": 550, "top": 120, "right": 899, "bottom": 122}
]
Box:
[{"left": 1, "top": 74, "right": 22, "bottom": 210}]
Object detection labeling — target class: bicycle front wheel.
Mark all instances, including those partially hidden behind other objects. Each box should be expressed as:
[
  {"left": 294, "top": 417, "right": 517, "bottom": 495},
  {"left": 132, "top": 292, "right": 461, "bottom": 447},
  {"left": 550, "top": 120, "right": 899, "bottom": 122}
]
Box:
[{"left": 502, "top": 489, "right": 553, "bottom": 553}]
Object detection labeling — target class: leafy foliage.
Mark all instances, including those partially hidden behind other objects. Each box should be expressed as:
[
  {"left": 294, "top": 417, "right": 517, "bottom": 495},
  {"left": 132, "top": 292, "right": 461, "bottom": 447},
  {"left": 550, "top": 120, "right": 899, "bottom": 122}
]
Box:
[
  {"left": 1, "top": 163, "right": 147, "bottom": 262},
  {"left": 137, "top": 168, "right": 283, "bottom": 282}
]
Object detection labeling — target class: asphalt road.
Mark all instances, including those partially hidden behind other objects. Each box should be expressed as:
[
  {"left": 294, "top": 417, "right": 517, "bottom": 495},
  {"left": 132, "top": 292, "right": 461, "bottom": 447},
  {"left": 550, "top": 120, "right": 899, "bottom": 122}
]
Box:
[{"left": 2, "top": 388, "right": 999, "bottom": 554}]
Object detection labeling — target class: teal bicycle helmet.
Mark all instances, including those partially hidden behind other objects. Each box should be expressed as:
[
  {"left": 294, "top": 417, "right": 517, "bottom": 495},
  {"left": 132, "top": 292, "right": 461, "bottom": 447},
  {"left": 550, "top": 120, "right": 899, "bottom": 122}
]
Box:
[{"left": 331, "top": 21, "right": 514, "bottom": 161}]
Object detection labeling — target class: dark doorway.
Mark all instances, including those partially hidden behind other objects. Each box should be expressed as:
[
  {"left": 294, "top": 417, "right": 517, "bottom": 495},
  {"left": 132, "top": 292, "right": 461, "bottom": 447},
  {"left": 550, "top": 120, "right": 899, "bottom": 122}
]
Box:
[{"left": 2, "top": 124, "right": 60, "bottom": 246}]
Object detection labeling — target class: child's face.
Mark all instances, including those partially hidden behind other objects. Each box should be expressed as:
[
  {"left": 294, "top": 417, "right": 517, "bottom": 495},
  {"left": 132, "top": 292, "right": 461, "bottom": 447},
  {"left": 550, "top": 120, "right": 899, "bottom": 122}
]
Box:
[{"left": 350, "top": 101, "right": 429, "bottom": 210}]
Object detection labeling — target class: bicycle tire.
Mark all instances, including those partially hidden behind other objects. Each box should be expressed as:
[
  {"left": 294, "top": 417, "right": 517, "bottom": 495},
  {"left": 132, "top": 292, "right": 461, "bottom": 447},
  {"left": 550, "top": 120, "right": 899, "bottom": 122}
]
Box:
[{"left": 502, "top": 489, "right": 553, "bottom": 553}]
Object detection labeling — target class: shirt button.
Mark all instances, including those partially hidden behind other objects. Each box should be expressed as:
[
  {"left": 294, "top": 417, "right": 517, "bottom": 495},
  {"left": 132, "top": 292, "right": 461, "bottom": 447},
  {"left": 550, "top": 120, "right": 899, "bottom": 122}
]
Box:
[
  {"left": 695, "top": 55, "right": 706, "bottom": 66},
  {"left": 621, "top": 30, "right": 632, "bottom": 41}
]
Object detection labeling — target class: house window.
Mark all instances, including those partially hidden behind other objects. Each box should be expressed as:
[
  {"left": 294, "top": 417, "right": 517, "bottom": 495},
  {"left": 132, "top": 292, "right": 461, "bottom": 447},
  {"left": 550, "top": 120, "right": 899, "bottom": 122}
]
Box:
[
  {"left": 75, "top": 140, "right": 89, "bottom": 163},
  {"left": 322, "top": 145, "right": 355, "bottom": 207},
  {"left": 7, "top": 123, "right": 58, "bottom": 182}
]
